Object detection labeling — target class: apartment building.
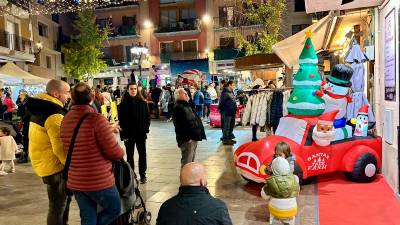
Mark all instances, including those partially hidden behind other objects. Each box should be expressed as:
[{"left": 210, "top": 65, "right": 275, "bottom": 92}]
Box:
[
  {"left": 95, "top": 0, "right": 313, "bottom": 84},
  {"left": 0, "top": 2, "right": 65, "bottom": 84},
  {"left": 0, "top": 6, "right": 35, "bottom": 68},
  {"left": 28, "top": 14, "right": 63, "bottom": 80},
  {"left": 94, "top": 1, "right": 151, "bottom": 86}
]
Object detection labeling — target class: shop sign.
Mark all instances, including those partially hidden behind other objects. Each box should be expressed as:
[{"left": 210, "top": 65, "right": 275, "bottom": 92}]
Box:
[{"left": 384, "top": 9, "right": 396, "bottom": 101}]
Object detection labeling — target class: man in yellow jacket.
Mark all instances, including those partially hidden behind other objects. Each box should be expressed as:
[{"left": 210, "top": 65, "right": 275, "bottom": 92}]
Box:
[{"left": 27, "top": 79, "right": 70, "bottom": 225}]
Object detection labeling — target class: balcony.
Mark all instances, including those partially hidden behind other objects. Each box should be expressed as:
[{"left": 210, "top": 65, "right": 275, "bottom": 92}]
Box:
[
  {"left": 109, "top": 25, "right": 139, "bottom": 39},
  {"left": 0, "top": 30, "right": 33, "bottom": 54},
  {"left": 214, "top": 48, "right": 245, "bottom": 60},
  {"left": 160, "top": 51, "right": 199, "bottom": 64},
  {"left": 213, "top": 17, "right": 263, "bottom": 30},
  {"left": 154, "top": 20, "right": 200, "bottom": 37}
]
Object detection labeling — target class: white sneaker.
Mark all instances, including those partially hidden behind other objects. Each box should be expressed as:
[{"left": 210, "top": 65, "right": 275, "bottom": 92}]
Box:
[
  {"left": 0, "top": 171, "right": 8, "bottom": 176},
  {"left": 10, "top": 169, "right": 15, "bottom": 173}
]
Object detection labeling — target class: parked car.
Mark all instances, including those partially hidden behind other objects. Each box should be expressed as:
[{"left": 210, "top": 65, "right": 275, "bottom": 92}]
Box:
[{"left": 234, "top": 115, "right": 382, "bottom": 184}]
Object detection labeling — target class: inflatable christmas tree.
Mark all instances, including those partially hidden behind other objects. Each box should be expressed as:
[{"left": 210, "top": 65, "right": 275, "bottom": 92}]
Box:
[{"left": 287, "top": 31, "right": 325, "bottom": 116}]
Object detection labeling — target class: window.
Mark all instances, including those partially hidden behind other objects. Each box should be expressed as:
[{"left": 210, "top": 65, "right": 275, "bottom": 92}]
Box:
[
  {"left": 38, "top": 22, "right": 48, "bottom": 37},
  {"left": 46, "top": 56, "right": 52, "bottom": 69},
  {"left": 122, "top": 16, "right": 136, "bottom": 26},
  {"left": 292, "top": 24, "right": 309, "bottom": 35},
  {"left": 294, "top": 0, "right": 306, "bottom": 12},
  {"left": 182, "top": 40, "right": 197, "bottom": 52},
  {"left": 96, "top": 18, "right": 110, "bottom": 30},
  {"left": 219, "top": 6, "right": 234, "bottom": 27},
  {"left": 219, "top": 37, "right": 235, "bottom": 49},
  {"left": 160, "top": 9, "right": 177, "bottom": 28},
  {"left": 181, "top": 8, "right": 196, "bottom": 20}
]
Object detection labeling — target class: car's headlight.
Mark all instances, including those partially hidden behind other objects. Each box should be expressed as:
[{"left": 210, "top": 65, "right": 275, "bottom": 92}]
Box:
[{"left": 260, "top": 164, "right": 267, "bottom": 175}]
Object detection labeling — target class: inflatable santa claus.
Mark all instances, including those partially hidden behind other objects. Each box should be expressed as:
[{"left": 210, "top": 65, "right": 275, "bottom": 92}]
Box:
[{"left": 312, "top": 110, "right": 339, "bottom": 146}]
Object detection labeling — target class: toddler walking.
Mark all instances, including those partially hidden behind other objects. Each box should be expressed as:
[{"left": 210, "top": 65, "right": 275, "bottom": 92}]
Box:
[{"left": 0, "top": 127, "right": 17, "bottom": 175}]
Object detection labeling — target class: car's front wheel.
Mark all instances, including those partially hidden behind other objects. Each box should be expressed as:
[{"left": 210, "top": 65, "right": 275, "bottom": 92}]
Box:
[{"left": 345, "top": 153, "right": 378, "bottom": 183}]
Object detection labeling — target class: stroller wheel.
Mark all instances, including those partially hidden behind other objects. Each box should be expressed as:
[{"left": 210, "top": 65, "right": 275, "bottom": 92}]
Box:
[
  {"left": 143, "top": 211, "right": 151, "bottom": 225},
  {"left": 134, "top": 208, "right": 144, "bottom": 223}
]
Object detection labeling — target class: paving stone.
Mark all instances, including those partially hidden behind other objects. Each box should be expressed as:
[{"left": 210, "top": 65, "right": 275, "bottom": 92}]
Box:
[{"left": 0, "top": 121, "right": 316, "bottom": 225}]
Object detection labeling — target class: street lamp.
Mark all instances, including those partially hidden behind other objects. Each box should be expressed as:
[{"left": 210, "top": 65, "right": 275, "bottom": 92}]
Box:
[{"left": 130, "top": 42, "right": 149, "bottom": 82}]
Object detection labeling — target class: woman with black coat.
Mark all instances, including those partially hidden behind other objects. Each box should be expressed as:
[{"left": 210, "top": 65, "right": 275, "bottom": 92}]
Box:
[{"left": 118, "top": 82, "right": 151, "bottom": 184}]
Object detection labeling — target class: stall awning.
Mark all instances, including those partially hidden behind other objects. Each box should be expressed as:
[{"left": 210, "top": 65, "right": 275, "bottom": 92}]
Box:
[
  {"left": 234, "top": 54, "right": 283, "bottom": 71},
  {"left": 272, "top": 11, "right": 337, "bottom": 69},
  {"left": 0, "top": 62, "right": 49, "bottom": 85},
  {"left": 305, "top": 0, "right": 384, "bottom": 13}
]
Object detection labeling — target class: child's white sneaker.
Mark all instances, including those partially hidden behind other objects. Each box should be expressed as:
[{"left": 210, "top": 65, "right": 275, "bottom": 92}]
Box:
[
  {"left": 10, "top": 168, "right": 15, "bottom": 173},
  {"left": 0, "top": 171, "right": 8, "bottom": 176}
]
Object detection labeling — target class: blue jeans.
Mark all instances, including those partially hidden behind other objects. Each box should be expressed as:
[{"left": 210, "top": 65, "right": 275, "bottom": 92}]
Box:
[
  {"left": 221, "top": 112, "right": 235, "bottom": 140},
  {"left": 74, "top": 186, "right": 121, "bottom": 225},
  {"left": 195, "top": 105, "right": 204, "bottom": 117}
]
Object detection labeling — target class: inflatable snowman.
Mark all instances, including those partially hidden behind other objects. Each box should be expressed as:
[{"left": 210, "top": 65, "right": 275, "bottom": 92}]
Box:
[{"left": 315, "top": 64, "right": 354, "bottom": 140}]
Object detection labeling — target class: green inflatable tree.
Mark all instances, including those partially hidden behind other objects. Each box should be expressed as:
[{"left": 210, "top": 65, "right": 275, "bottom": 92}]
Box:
[{"left": 287, "top": 31, "right": 325, "bottom": 116}]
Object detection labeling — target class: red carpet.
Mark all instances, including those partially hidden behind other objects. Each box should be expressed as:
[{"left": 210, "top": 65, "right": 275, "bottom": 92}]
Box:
[{"left": 317, "top": 173, "right": 400, "bottom": 225}]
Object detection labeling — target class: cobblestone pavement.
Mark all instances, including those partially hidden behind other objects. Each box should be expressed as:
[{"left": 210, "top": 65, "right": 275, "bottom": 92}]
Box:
[{"left": 0, "top": 120, "right": 317, "bottom": 225}]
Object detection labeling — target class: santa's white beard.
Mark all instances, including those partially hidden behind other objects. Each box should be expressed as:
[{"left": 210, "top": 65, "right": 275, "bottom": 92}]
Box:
[{"left": 312, "top": 126, "right": 335, "bottom": 146}]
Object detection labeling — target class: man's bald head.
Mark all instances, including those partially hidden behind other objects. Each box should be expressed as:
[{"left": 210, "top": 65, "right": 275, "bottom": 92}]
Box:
[
  {"left": 180, "top": 162, "right": 207, "bottom": 186},
  {"left": 46, "top": 79, "right": 70, "bottom": 105}
]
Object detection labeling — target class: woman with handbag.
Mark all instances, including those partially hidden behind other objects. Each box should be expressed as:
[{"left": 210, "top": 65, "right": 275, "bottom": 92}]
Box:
[
  {"left": 60, "top": 82, "right": 124, "bottom": 225},
  {"left": 118, "top": 82, "right": 151, "bottom": 184}
]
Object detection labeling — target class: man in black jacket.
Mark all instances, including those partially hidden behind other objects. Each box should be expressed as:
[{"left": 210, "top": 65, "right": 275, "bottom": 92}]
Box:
[
  {"left": 156, "top": 162, "right": 232, "bottom": 225},
  {"left": 218, "top": 81, "right": 237, "bottom": 145},
  {"left": 172, "top": 88, "right": 206, "bottom": 167},
  {"left": 118, "top": 82, "right": 151, "bottom": 183}
]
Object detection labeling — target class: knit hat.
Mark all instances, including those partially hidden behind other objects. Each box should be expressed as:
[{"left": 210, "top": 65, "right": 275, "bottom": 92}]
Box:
[
  {"left": 358, "top": 105, "right": 369, "bottom": 115},
  {"left": 318, "top": 110, "right": 339, "bottom": 126},
  {"left": 271, "top": 157, "right": 290, "bottom": 176}
]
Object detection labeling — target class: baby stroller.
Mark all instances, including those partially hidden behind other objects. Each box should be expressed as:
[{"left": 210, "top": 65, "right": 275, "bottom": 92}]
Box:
[{"left": 112, "top": 160, "right": 151, "bottom": 225}]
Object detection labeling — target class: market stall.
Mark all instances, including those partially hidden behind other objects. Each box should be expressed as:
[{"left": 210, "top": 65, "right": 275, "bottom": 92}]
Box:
[{"left": 0, "top": 62, "right": 49, "bottom": 101}]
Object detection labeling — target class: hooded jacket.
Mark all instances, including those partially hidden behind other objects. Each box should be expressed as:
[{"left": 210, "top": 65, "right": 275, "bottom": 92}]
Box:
[
  {"left": 27, "top": 93, "right": 67, "bottom": 177},
  {"left": 263, "top": 157, "right": 299, "bottom": 198}
]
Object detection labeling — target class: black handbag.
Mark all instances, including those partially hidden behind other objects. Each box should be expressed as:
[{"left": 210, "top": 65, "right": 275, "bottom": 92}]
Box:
[
  {"left": 113, "top": 159, "right": 135, "bottom": 197},
  {"left": 63, "top": 113, "right": 90, "bottom": 196}
]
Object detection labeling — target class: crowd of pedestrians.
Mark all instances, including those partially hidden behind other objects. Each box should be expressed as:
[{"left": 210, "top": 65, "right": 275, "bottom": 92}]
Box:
[{"left": 0, "top": 76, "right": 241, "bottom": 225}]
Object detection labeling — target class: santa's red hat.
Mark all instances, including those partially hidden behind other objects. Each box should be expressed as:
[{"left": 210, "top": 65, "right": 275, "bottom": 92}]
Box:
[
  {"left": 358, "top": 105, "right": 369, "bottom": 115},
  {"left": 318, "top": 110, "right": 339, "bottom": 125}
]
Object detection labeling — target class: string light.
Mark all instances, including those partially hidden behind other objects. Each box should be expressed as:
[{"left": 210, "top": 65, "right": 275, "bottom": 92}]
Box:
[{"left": 0, "top": 0, "right": 138, "bottom": 16}]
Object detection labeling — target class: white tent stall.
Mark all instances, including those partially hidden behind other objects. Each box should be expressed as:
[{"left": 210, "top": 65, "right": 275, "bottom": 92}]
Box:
[{"left": 0, "top": 62, "right": 49, "bottom": 100}]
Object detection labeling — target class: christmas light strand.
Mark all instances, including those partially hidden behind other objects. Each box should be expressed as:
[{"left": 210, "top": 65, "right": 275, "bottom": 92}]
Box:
[{"left": 0, "top": 0, "right": 138, "bottom": 16}]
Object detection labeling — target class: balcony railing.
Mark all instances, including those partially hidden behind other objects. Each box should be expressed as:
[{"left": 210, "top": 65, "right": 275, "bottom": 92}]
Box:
[
  {"left": 0, "top": 30, "right": 33, "bottom": 54},
  {"left": 155, "top": 19, "right": 199, "bottom": 33},
  {"left": 110, "top": 25, "right": 138, "bottom": 37},
  {"left": 214, "top": 48, "right": 245, "bottom": 60},
  {"left": 160, "top": 51, "right": 199, "bottom": 63},
  {"left": 213, "top": 17, "right": 262, "bottom": 29}
]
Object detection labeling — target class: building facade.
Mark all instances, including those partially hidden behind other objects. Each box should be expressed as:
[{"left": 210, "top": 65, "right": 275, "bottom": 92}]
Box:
[
  {"left": 94, "top": 0, "right": 312, "bottom": 85},
  {"left": 374, "top": 0, "right": 400, "bottom": 194}
]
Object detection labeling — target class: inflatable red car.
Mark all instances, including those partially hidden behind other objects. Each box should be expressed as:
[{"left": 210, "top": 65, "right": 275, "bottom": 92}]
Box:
[
  {"left": 234, "top": 115, "right": 382, "bottom": 184},
  {"left": 209, "top": 104, "right": 244, "bottom": 127}
]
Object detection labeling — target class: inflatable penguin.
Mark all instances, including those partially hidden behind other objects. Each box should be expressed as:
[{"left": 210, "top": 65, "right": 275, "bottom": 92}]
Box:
[{"left": 353, "top": 105, "right": 369, "bottom": 137}]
